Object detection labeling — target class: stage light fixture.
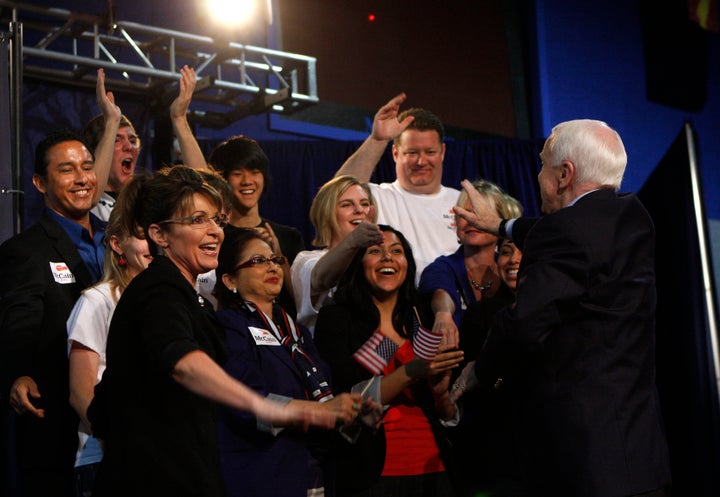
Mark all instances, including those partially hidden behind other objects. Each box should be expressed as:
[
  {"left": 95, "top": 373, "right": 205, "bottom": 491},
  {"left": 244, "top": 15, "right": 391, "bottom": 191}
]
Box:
[{"left": 205, "top": 0, "right": 258, "bottom": 28}]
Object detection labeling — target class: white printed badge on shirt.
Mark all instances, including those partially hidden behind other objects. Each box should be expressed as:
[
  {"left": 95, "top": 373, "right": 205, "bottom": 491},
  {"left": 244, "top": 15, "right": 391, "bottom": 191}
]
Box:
[
  {"left": 49, "top": 261, "right": 76, "bottom": 284},
  {"left": 249, "top": 326, "right": 281, "bottom": 346}
]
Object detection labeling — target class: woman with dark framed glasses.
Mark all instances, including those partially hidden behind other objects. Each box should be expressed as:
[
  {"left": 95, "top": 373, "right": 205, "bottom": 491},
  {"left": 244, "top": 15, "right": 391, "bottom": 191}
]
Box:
[
  {"left": 214, "top": 228, "right": 372, "bottom": 497},
  {"left": 88, "top": 166, "right": 334, "bottom": 497}
]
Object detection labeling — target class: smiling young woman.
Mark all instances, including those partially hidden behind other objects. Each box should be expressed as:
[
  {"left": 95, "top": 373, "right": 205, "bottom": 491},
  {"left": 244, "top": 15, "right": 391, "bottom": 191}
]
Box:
[
  {"left": 418, "top": 180, "right": 523, "bottom": 348},
  {"left": 290, "top": 175, "right": 383, "bottom": 334},
  {"left": 67, "top": 181, "right": 153, "bottom": 495},
  {"left": 314, "top": 225, "right": 464, "bottom": 497}
]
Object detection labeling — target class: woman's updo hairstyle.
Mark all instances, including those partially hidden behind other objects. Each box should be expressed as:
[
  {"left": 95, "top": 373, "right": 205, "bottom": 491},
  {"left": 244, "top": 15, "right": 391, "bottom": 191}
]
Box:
[{"left": 131, "top": 165, "right": 224, "bottom": 256}]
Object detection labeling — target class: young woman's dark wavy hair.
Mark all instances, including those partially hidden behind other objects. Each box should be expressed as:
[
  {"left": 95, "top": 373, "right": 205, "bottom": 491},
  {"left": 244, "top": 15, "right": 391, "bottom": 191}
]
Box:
[{"left": 333, "top": 225, "right": 419, "bottom": 337}]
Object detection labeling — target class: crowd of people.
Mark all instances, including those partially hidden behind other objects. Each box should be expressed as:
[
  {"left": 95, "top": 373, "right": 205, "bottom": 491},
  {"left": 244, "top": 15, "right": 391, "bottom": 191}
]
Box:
[{"left": 0, "top": 70, "right": 672, "bottom": 497}]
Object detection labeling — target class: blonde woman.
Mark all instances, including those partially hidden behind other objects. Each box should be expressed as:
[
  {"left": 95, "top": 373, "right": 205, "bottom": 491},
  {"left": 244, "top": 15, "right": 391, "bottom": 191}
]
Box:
[
  {"left": 67, "top": 178, "right": 151, "bottom": 496},
  {"left": 291, "top": 175, "right": 383, "bottom": 333},
  {"left": 419, "top": 180, "right": 523, "bottom": 343}
]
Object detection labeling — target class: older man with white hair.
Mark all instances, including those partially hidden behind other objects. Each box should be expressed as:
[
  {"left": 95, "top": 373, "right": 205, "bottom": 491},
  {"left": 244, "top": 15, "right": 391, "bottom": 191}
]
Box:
[{"left": 452, "top": 119, "right": 672, "bottom": 497}]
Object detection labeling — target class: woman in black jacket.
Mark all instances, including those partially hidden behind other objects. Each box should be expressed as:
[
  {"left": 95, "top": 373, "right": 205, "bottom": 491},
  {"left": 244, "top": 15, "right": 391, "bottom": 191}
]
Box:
[{"left": 89, "top": 166, "right": 333, "bottom": 497}]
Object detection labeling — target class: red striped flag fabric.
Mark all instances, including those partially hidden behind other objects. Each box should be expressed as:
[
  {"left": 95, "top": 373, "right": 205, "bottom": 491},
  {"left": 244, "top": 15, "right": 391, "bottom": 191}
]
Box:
[
  {"left": 412, "top": 325, "right": 442, "bottom": 361},
  {"left": 353, "top": 329, "right": 390, "bottom": 375}
]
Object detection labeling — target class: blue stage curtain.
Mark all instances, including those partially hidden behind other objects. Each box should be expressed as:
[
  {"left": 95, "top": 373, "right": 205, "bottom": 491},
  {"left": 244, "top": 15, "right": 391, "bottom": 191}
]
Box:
[{"left": 638, "top": 123, "right": 720, "bottom": 497}]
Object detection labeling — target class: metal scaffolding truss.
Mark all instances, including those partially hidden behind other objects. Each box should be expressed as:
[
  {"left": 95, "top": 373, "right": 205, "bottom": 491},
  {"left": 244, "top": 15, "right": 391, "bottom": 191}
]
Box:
[{"left": 0, "top": 0, "right": 319, "bottom": 128}]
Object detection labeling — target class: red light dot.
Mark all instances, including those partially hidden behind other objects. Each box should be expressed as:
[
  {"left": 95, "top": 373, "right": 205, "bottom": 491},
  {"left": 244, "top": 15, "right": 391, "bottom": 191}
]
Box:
[{"left": 368, "top": 13, "right": 376, "bottom": 22}]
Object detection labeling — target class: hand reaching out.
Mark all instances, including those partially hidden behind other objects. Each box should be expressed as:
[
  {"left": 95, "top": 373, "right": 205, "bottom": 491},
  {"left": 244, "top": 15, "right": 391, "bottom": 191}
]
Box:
[
  {"left": 405, "top": 345, "right": 464, "bottom": 380},
  {"left": 370, "top": 93, "right": 416, "bottom": 142},
  {"left": 426, "top": 344, "right": 463, "bottom": 396},
  {"left": 426, "top": 344, "right": 464, "bottom": 377},
  {"left": 432, "top": 311, "right": 459, "bottom": 349},
  {"left": 357, "top": 397, "right": 384, "bottom": 430},
  {"left": 453, "top": 179, "right": 504, "bottom": 235},
  {"left": 256, "top": 396, "right": 335, "bottom": 431},
  {"left": 318, "top": 392, "right": 364, "bottom": 426}
]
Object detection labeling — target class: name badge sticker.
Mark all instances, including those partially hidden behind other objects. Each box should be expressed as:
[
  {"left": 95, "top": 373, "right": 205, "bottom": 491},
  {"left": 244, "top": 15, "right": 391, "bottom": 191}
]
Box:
[
  {"left": 249, "top": 326, "right": 281, "bottom": 346},
  {"left": 49, "top": 261, "right": 76, "bottom": 284}
]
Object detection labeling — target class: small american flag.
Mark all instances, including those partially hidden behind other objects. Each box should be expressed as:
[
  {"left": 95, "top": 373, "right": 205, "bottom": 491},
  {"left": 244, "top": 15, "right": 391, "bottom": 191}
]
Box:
[
  {"left": 412, "top": 325, "right": 442, "bottom": 361},
  {"left": 353, "top": 329, "right": 398, "bottom": 375}
]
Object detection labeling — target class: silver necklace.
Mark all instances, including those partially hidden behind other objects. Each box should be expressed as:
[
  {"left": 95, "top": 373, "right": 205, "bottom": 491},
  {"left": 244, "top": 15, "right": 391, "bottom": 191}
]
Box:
[{"left": 470, "top": 278, "right": 494, "bottom": 293}]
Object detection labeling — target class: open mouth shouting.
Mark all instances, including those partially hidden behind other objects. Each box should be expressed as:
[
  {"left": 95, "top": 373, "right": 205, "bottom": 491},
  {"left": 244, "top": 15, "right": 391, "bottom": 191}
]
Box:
[{"left": 120, "top": 157, "right": 134, "bottom": 175}]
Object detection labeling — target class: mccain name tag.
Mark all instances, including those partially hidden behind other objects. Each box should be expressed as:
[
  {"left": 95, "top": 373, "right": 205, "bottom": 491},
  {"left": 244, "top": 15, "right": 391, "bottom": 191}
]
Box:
[
  {"left": 49, "top": 261, "right": 76, "bottom": 284},
  {"left": 249, "top": 326, "right": 281, "bottom": 346}
]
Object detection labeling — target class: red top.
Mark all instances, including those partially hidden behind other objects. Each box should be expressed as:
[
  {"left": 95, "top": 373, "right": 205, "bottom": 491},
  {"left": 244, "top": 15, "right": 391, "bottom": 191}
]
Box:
[{"left": 380, "top": 341, "right": 445, "bottom": 476}]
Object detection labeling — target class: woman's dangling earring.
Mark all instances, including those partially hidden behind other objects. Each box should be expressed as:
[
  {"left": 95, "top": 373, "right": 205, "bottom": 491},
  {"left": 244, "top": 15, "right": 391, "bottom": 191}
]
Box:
[
  {"left": 118, "top": 254, "right": 127, "bottom": 267},
  {"left": 232, "top": 288, "right": 238, "bottom": 294}
]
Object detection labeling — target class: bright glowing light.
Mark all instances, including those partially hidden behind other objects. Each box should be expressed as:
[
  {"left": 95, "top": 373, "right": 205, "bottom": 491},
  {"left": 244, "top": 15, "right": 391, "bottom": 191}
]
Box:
[
  {"left": 368, "top": 13, "right": 376, "bottom": 22},
  {"left": 206, "top": 0, "right": 257, "bottom": 28}
]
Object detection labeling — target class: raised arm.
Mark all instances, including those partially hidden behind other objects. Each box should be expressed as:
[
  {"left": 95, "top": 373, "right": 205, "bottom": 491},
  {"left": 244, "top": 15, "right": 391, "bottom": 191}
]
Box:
[
  {"left": 335, "top": 93, "right": 415, "bottom": 181},
  {"left": 170, "top": 65, "right": 207, "bottom": 170},
  {"left": 92, "top": 68, "right": 122, "bottom": 206},
  {"left": 309, "top": 222, "right": 383, "bottom": 303}
]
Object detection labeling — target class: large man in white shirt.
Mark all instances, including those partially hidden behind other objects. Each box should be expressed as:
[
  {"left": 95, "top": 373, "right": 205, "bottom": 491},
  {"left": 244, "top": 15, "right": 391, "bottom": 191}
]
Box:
[{"left": 335, "top": 94, "right": 460, "bottom": 277}]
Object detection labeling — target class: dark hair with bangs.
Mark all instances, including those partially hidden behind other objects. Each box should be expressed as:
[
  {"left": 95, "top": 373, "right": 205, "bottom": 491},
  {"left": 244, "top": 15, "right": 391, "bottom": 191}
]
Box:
[{"left": 208, "top": 135, "right": 270, "bottom": 194}]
